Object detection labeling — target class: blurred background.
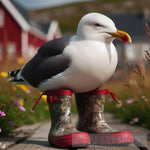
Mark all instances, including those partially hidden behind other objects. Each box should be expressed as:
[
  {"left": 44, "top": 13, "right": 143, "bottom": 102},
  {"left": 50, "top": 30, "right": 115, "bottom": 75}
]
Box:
[
  {"left": 0, "top": 0, "right": 150, "bottom": 74},
  {"left": 0, "top": 0, "right": 150, "bottom": 136}
]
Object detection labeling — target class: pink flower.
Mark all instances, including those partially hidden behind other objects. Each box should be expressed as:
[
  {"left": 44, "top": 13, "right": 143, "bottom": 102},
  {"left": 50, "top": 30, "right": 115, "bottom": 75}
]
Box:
[
  {"left": 107, "top": 97, "right": 113, "bottom": 102},
  {"left": 19, "top": 105, "right": 26, "bottom": 112},
  {"left": 14, "top": 100, "right": 26, "bottom": 112},
  {"left": 130, "top": 118, "right": 139, "bottom": 125},
  {"left": 0, "top": 110, "right": 6, "bottom": 117},
  {"left": 126, "top": 99, "right": 133, "bottom": 104},
  {"left": 8, "top": 121, "right": 15, "bottom": 126},
  {"left": 0, "top": 128, "right": 1, "bottom": 132}
]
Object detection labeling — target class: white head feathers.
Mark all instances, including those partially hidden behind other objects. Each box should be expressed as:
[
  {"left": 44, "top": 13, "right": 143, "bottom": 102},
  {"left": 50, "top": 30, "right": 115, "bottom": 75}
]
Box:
[{"left": 77, "top": 13, "right": 117, "bottom": 42}]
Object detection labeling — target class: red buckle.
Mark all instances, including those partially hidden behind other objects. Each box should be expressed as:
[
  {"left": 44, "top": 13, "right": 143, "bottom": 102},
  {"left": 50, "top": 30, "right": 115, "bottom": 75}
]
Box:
[
  {"left": 32, "top": 90, "right": 72, "bottom": 111},
  {"left": 47, "top": 96, "right": 58, "bottom": 103}
]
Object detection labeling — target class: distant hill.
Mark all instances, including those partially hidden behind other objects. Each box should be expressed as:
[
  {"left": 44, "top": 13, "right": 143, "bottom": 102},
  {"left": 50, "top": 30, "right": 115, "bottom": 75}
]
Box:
[{"left": 30, "top": 0, "right": 150, "bottom": 35}]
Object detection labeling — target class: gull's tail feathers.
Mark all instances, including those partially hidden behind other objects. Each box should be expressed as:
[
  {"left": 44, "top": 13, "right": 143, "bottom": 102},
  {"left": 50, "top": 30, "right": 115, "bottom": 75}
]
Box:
[
  {"left": 7, "top": 69, "right": 27, "bottom": 84},
  {"left": 7, "top": 69, "right": 20, "bottom": 78}
]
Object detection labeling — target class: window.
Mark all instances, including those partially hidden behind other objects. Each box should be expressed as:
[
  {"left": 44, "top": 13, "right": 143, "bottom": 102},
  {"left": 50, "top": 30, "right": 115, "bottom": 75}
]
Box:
[
  {"left": 0, "top": 10, "right": 4, "bottom": 27},
  {"left": 29, "top": 46, "right": 36, "bottom": 58},
  {"left": 8, "top": 43, "right": 16, "bottom": 60},
  {"left": 125, "top": 44, "right": 137, "bottom": 61}
]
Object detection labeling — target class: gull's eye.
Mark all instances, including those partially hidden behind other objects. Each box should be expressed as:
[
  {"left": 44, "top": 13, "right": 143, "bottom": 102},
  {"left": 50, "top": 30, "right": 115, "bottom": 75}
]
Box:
[{"left": 94, "top": 23, "right": 101, "bottom": 27}]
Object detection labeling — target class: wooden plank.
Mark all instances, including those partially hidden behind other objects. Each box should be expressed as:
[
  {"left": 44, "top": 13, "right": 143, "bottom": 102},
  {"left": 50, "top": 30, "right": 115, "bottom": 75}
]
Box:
[
  {"left": 2, "top": 113, "right": 150, "bottom": 150},
  {"left": 147, "top": 138, "right": 150, "bottom": 150},
  {"left": 9, "top": 115, "right": 139, "bottom": 150},
  {"left": 9, "top": 122, "right": 64, "bottom": 150},
  {"left": 110, "top": 124, "right": 150, "bottom": 134},
  {"left": 0, "top": 121, "right": 45, "bottom": 149},
  {"left": 79, "top": 144, "right": 139, "bottom": 150}
]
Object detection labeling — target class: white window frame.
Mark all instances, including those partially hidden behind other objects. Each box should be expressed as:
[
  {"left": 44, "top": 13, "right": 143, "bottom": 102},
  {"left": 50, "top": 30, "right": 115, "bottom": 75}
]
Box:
[
  {"left": 125, "top": 44, "right": 137, "bottom": 61},
  {"left": 28, "top": 45, "right": 36, "bottom": 58},
  {"left": 8, "top": 43, "right": 16, "bottom": 60}
]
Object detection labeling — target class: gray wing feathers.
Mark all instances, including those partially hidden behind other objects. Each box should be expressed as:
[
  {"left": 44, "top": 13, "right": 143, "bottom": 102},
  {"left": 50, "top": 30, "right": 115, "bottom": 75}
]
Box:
[
  {"left": 21, "top": 54, "right": 70, "bottom": 87},
  {"left": 20, "top": 36, "right": 71, "bottom": 87},
  {"left": 38, "top": 36, "right": 70, "bottom": 57}
]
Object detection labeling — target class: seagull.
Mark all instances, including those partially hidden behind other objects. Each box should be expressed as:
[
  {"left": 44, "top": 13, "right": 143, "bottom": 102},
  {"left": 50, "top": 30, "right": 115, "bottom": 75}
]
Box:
[{"left": 8, "top": 13, "right": 131, "bottom": 93}]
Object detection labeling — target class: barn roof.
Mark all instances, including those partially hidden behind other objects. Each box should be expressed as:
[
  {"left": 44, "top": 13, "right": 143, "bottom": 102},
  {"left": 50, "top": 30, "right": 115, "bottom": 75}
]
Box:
[
  {"left": 1, "top": 0, "right": 30, "bottom": 31},
  {"left": 0, "top": 0, "right": 57, "bottom": 40},
  {"left": 11, "top": 0, "right": 30, "bottom": 23},
  {"left": 10, "top": 0, "right": 51, "bottom": 34}
]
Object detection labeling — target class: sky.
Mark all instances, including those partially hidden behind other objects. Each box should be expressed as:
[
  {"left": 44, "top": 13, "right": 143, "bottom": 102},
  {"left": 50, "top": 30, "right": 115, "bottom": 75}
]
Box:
[{"left": 13, "top": 0, "right": 93, "bottom": 10}]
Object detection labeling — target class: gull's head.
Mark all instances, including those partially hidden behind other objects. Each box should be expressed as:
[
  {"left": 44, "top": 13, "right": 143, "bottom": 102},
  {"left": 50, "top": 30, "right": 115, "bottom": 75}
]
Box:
[{"left": 77, "top": 13, "right": 131, "bottom": 43}]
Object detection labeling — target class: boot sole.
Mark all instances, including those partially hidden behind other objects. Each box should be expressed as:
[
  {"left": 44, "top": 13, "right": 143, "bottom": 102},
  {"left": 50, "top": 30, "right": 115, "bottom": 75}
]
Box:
[
  {"left": 89, "top": 131, "right": 134, "bottom": 145},
  {"left": 49, "top": 132, "right": 90, "bottom": 148}
]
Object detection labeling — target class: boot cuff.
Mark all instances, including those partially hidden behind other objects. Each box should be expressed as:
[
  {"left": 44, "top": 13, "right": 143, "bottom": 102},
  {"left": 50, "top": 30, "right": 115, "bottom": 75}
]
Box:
[{"left": 45, "top": 90, "right": 72, "bottom": 96}]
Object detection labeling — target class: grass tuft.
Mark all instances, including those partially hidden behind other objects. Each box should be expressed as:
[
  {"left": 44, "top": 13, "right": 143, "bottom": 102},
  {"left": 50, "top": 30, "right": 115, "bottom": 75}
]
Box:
[{"left": 0, "top": 63, "right": 50, "bottom": 136}]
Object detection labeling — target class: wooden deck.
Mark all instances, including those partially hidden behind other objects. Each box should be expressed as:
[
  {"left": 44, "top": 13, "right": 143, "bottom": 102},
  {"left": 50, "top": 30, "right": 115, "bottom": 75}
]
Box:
[{"left": 0, "top": 113, "right": 150, "bottom": 150}]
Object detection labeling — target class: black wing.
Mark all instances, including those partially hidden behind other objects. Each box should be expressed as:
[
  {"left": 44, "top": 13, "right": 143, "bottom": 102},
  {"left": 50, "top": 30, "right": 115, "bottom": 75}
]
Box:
[{"left": 21, "top": 36, "right": 71, "bottom": 87}]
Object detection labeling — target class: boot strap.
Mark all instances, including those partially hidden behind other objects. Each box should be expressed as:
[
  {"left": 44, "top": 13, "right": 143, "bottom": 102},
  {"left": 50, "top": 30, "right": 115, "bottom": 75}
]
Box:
[
  {"left": 32, "top": 89, "right": 119, "bottom": 111},
  {"left": 32, "top": 90, "right": 72, "bottom": 111},
  {"left": 86, "top": 89, "right": 121, "bottom": 104}
]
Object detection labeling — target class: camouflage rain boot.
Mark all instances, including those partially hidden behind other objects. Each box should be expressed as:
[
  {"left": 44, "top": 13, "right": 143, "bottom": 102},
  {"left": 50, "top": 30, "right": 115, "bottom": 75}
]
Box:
[
  {"left": 75, "top": 89, "right": 134, "bottom": 145},
  {"left": 47, "top": 90, "right": 90, "bottom": 148}
]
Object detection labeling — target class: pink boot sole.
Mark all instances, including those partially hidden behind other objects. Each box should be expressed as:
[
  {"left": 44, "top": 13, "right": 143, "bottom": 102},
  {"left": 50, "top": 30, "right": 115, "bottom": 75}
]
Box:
[
  {"left": 90, "top": 131, "right": 134, "bottom": 145},
  {"left": 49, "top": 132, "right": 90, "bottom": 148}
]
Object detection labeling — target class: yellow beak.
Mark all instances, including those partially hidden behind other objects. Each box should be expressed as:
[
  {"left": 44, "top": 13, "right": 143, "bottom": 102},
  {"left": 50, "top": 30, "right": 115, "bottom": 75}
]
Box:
[{"left": 109, "top": 30, "right": 132, "bottom": 43}]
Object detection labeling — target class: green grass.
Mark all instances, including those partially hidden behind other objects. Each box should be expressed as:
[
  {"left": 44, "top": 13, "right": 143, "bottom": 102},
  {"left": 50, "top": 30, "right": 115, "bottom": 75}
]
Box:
[
  {"left": 0, "top": 70, "right": 77, "bottom": 137},
  {"left": 103, "top": 63, "right": 150, "bottom": 129},
  {"left": 0, "top": 76, "right": 50, "bottom": 136},
  {"left": 1, "top": 58, "right": 150, "bottom": 137}
]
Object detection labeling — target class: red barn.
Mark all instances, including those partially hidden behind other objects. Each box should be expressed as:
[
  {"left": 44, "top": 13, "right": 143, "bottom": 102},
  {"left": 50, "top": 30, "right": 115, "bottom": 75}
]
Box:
[{"left": 0, "top": 0, "right": 61, "bottom": 62}]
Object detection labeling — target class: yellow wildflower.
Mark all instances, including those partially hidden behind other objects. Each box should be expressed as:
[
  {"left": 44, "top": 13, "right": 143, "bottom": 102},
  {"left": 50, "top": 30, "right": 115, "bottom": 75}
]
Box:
[
  {"left": 17, "top": 57, "right": 24, "bottom": 65},
  {"left": 0, "top": 72, "right": 8, "bottom": 77},
  {"left": 19, "top": 100, "right": 24, "bottom": 106},
  {"left": 16, "top": 85, "right": 28, "bottom": 93},
  {"left": 45, "top": 105, "right": 49, "bottom": 110},
  {"left": 42, "top": 95, "right": 47, "bottom": 102}
]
